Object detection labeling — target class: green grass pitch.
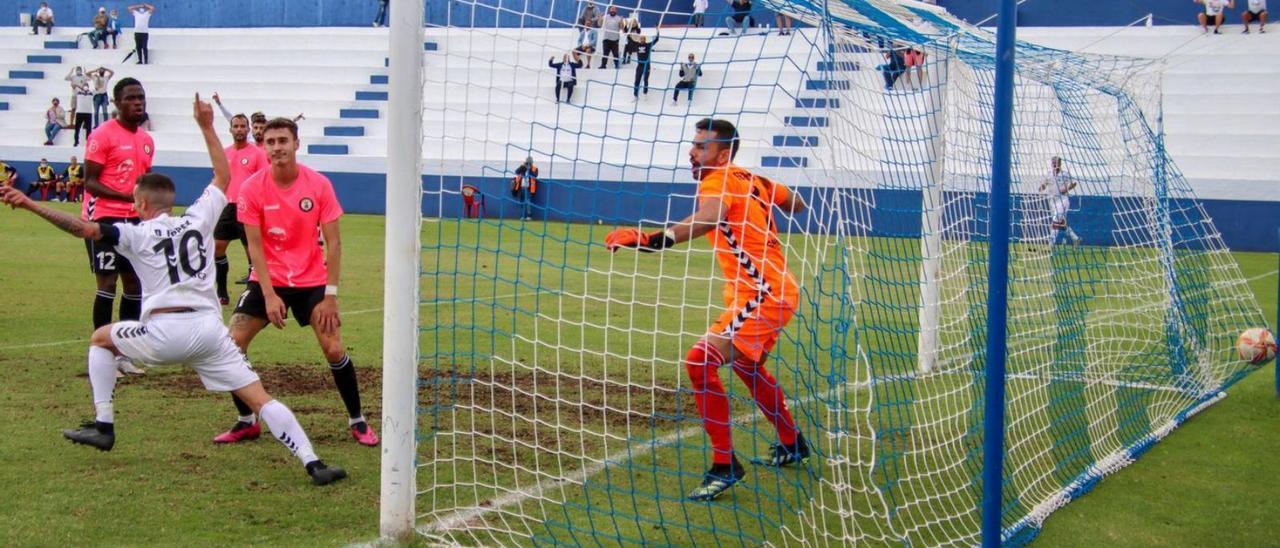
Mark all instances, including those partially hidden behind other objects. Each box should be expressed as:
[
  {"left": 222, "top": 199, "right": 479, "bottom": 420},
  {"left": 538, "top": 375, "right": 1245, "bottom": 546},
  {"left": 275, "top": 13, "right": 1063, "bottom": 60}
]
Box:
[{"left": 0, "top": 204, "right": 1276, "bottom": 545}]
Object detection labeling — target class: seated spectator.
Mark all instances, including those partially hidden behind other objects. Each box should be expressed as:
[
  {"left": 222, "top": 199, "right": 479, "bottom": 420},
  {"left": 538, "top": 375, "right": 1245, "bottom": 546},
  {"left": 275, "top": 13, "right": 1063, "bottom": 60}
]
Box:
[
  {"left": 724, "top": 0, "right": 752, "bottom": 36},
  {"left": 90, "top": 8, "right": 109, "bottom": 49},
  {"left": 29, "top": 159, "right": 58, "bottom": 201},
  {"left": 776, "top": 10, "right": 793, "bottom": 35},
  {"left": 578, "top": 3, "right": 599, "bottom": 52},
  {"left": 62, "top": 156, "right": 84, "bottom": 202},
  {"left": 673, "top": 53, "right": 703, "bottom": 105},
  {"left": 1242, "top": 0, "right": 1267, "bottom": 32},
  {"left": 878, "top": 45, "right": 906, "bottom": 91},
  {"left": 511, "top": 156, "right": 539, "bottom": 220},
  {"left": 549, "top": 53, "right": 583, "bottom": 103},
  {"left": 32, "top": 2, "right": 54, "bottom": 35},
  {"left": 573, "top": 43, "right": 596, "bottom": 71},
  {"left": 1198, "top": 0, "right": 1234, "bottom": 33},
  {"left": 0, "top": 161, "right": 17, "bottom": 188},
  {"left": 44, "top": 97, "right": 67, "bottom": 146},
  {"left": 107, "top": 9, "right": 122, "bottom": 48}
]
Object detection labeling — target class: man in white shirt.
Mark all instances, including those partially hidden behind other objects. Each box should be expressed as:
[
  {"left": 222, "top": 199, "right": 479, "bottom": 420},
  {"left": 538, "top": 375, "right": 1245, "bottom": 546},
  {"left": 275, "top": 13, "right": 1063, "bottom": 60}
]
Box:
[
  {"left": 32, "top": 2, "right": 54, "bottom": 35},
  {"left": 1197, "top": 0, "right": 1235, "bottom": 33},
  {"left": 598, "top": 5, "right": 625, "bottom": 69},
  {"left": 1038, "top": 156, "right": 1081, "bottom": 247},
  {"left": 128, "top": 3, "right": 155, "bottom": 64},
  {"left": 1242, "top": 0, "right": 1267, "bottom": 32},
  {"left": 0, "top": 95, "right": 347, "bottom": 486}
]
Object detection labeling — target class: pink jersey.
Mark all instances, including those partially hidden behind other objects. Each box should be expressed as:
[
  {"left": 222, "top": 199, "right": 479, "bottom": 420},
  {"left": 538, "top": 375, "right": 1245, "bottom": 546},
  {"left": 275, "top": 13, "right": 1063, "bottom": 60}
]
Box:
[
  {"left": 225, "top": 143, "right": 268, "bottom": 203},
  {"left": 82, "top": 119, "right": 154, "bottom": 220},
  {"left": 237, "top": 164, "right": 343, "bottom": 288}
]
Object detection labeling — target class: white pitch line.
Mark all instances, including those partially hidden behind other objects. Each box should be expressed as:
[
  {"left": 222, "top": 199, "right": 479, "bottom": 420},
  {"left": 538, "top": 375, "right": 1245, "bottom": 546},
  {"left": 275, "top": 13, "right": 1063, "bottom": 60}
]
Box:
[
  {"left": 1245, "top": 269, "right": 1278, "bottom": 283},
  {"left": 0, "top": 339, "right": 85, "bottom": 351},
  {"left": 417, "top": 379, "right": 858, "bottom": 535}
]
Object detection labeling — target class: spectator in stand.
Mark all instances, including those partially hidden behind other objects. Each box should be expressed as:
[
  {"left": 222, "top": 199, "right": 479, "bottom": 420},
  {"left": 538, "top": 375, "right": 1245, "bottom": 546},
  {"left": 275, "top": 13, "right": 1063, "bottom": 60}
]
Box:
[
  {"left": 32, "top": 2, "right": 55, "bottom": 35},
  {"left": 902, "top": 45, "right": 925, "bottom": 88},
  {"left": 129, "top": 3, "right": 155, "bottom": 64},
  {"left": 692, "top": 0, "right": 708, "bottom": 27},
  {"left": 0, "top": 162, "right": 16, "bottom": 188},
  {"left": 1242, "top": 0, "right": 1267, "bottom": 32},
  {"left": 31, "top": 159, "right": 59, "bottom": 201},
  {"left": 90, "top": 67, "right": 114, "bottom": 128},
  {"left": 632, "top": 34, "right": 659, "bottom": 100},
  {"left": 724, "top": 0, "right": 752, "bottom": 36},
  {"left": 90, "top": 7, "right": 110, "bottom": 49},
  {"left": 373, "top": 0, "right": 390, "bottom": 27},
  {"left": 106, "top": 9, "right": 122, "bottom": 48},
  {"left": 623, "top": 18, "right": 642, "bottom": 65},
  {"left": 776, "top": 10, "right": 793, "bottom": 35},
  {"left": 578, "top": 2, "right": 600, "bottom": 53},
  {"left": 72, "top": 90, "right": 95, "bottom": 147},
  {"left": 1197, "top": 0, "right": 1234, "bottom": 33},
  {"left": 599, "top": 6, "right": 625, "bottom": 69},
  {"left": 879, "top": 45, "right": 906, "bottom": 91},
  {"left": 511, "top": 156, "right": 539, "bottom": 220},
  {"left": 45, "top": 97, "right": 68, "bottom": 146},
  {"left": 549, "top": 53, "right": 583, "bottom": 103},
  {"left": 673, "top": 53, "right": 702, "bottom": 105},
  {"left": 573, "top": 42, "right": 596, "bottom": 71},
  {"left": 63, "top": 156, "right": 84, "bottom": 202}
]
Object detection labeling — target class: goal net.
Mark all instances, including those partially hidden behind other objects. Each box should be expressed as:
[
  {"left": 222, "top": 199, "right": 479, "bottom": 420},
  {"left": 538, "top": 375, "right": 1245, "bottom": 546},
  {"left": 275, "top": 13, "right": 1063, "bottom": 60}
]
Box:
[{"left": 402, "top": 0, "right": 1267, "bottom": 544}]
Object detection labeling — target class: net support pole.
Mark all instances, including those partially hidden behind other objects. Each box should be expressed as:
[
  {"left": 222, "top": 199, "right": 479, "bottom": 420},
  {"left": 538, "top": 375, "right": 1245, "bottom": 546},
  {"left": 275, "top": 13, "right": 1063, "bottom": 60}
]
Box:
[
  {"left": 380, "top": 0, "right": 425, "bottom": 541},
  {"left": 981, "top": 0, "right": 1017, "bottom": 545},
  {"left": 918, "top": 47, "right": 951, "bottom": 375}
]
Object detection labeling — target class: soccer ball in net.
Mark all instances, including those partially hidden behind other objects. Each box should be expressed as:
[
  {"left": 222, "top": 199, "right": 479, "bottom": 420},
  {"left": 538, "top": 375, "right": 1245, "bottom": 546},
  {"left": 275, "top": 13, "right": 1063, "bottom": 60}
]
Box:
[{"left": 1236, "top": 327, "right": 1277, "bottom": 365}]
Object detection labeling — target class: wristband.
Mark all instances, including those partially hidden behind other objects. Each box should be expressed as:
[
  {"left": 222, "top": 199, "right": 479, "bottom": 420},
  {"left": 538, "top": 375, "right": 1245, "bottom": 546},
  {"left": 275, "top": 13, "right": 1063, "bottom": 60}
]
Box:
[
  {"left": 646, "top": 229, "right": 677, "bottom": 251},
  {"left": 324, "top": 285, "right": 338, "bottom": 296}
]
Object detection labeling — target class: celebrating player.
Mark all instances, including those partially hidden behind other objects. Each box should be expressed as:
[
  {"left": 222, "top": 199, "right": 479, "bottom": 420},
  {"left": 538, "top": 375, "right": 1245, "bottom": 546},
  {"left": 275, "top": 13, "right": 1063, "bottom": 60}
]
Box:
[
  {"left": 1039, "top": 155, "right": 1081, "bottom": 247},
  {"left": 605, "top": 118, "right": 809, "bottom": 501},
  {"left": 84, "top": 77, "right": 153, "bottom": 375},
  {"left": 212, "top": 112, "right": 268, "bottom": 305},
  {"left": 0, "top": 95, "right": 347, "bottom": 486},
  {"left": 214, "top": 117, "right": 378, "bottom": 447}
]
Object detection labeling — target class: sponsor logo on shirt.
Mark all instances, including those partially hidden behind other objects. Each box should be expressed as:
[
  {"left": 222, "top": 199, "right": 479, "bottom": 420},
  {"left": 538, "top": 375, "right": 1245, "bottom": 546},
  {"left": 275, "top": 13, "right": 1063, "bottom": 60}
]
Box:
[{"left": 264, "top": 204, "right": 280, "bottom": 211}]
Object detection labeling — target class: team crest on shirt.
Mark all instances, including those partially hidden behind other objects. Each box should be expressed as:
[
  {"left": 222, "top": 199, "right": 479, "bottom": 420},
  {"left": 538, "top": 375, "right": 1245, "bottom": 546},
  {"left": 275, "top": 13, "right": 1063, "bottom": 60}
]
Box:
[
  {"left": 143, "top": 144, "right": 152, "bottom": 156},
  {"left": 299, "top": 197, "right": 314, "bottom": 212},
  {"left": 240, "top": 157, "right": 249, "bottom": 165}
]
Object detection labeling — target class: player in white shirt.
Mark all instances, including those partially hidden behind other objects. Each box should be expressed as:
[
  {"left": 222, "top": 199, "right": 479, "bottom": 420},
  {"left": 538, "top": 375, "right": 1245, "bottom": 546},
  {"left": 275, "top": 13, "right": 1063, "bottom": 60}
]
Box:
[
  {"left": 1197, "top": 0, "right": 1235, "bottom": 33},
  {"left": 1242, "top": 0, "right": 1267, "bottom": 33},
  {"left": 1038, "top": 156, "right": 1081, "bottom": 247},
  {"left": 0, "top": 95, "right": 346, "bottom": 486}
]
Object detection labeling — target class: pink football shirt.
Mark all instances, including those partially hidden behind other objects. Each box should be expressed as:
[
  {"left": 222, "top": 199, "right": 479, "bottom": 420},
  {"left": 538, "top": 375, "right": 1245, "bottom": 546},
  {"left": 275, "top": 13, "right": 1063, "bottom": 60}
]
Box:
[
  {"left": 82, "top": 119, "right": 155, "bottom": 220},
  {"left": 225, "top": 143, "right": 268, "bottom": 203},
  {"left": 237, "top": 164, "right": 343, "bottom": 288}
]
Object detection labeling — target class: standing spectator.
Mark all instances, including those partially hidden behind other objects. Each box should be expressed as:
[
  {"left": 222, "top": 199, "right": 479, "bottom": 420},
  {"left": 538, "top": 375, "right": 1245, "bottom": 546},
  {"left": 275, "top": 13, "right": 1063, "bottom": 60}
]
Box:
[
  {"left": 90, "top": 67, "right": 114, "bottom": 128},
  {"left": 106, "top": 9, "right": 121, "bottom": 48},
  {"left": 73, "top": 90, "right": 95, "bottom": 147},
  {"left": 673, "top": 53, "right": 703, "bottom": 105},
  {"left": 549, "top": 53, "right": 583, "bottom": 103},
  {"left": 632, "top": 34, "right": 659, "bottom": 100},
  {"left": 45, "top": 97, "right": 67, "bottom": 146},
  {"left": 578, "top": 2, "right": 600, "bottom": 52},
  {"left": 32, "top": 2, "right": 55, "bottom": 35},
  {"left": 129, "top": 3, "right": 155, "bottom": 64},
  {"left": 90, "top": 8, "right": 110, "bottom": 49},
  {"left": 775, "top": 10, "right": 793, "bottom": 35},
  {"left": 64, "top": 156, "right": 84, "bottom": 202},
  {"left": 623, "top": 18, "right": 643, "bottom": 65},
  {"left": 724, "top": 0, "right": 752, "bottom": 36},
  {"left": 692, "top": 0, "right": 708, "bottom": 27},
  {"left": 511, "top": 156, "right": 539, "bottom": 220},
  {"left": 1197, "top": 0, "right": 1234, "bottom": 33},
  {"left": 31, "top": 159, "right": 58, "bottom": 201},
  {"left": 373, "top": 0, "right": 390, "bottom": 27},
  {"left": 1242, "top": 0, "right": 1267, "bottom": 32},
  {"left": 599, "top": 6, "right": 625, "bottom": 69},
  {"left": 878, "top": 45, "right": 906, "bottom": 91}
]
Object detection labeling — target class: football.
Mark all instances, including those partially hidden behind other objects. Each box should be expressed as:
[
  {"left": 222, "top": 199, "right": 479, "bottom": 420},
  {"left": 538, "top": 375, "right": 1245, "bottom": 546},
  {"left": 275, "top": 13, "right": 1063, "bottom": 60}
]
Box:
[{"left": 1236, "top": 327, "right": 1277, "bottom": 365}]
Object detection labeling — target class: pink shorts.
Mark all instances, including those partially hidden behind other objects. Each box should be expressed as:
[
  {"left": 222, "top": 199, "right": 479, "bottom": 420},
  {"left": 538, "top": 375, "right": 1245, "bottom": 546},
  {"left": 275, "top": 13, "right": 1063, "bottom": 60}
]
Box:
[{"left": 904, "top": 50, "right": 924, "bottom": 67}]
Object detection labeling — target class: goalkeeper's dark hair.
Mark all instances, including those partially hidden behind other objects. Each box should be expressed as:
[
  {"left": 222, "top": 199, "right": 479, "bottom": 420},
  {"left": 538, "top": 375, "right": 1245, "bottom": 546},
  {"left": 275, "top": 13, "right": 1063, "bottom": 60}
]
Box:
[
  {"left": 136, "top": 173, "right": 176, "bottom": 208},
  {"left": 696, "top": 118, "right": 740, "bottom": 160}
]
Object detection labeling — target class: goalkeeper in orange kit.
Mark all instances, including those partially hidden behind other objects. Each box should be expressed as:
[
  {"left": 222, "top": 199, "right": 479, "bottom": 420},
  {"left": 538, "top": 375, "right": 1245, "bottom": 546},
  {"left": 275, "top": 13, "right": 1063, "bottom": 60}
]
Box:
[{"left": 605, "top": 118, "right": 809, "bottom": 501}]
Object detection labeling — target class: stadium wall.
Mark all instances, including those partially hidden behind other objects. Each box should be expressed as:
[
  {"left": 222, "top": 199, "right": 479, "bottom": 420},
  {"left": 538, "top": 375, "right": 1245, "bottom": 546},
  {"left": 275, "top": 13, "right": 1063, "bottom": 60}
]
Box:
[
  {"left": 6, "top": 159, "right": 1275, "bottom": 251},
  {"left": 9, "top": 0, "right": 1202, "bottom": 29}
]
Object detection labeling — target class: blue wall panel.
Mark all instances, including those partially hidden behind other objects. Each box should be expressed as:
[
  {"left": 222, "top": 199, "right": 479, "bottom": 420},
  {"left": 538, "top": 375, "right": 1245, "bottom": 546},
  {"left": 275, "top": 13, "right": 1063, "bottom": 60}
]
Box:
[{"left": 937, "top": 0, "right": 1197, "bottom": 27}]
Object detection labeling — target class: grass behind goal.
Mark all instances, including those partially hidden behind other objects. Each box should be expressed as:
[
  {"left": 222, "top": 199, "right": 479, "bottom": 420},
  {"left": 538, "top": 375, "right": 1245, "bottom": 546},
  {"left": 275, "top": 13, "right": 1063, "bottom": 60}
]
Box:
[{"left": 0, "top": 207, "right": 1277, "bottom": 545}]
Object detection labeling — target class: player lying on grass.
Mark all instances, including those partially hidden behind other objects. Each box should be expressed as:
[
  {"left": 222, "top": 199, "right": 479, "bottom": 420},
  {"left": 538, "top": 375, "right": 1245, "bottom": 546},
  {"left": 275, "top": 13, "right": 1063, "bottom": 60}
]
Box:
[
  {"left": 0, "top": 95, "right": 347, "bottom": 486},
  {"left": 605, "top": 117, "right": 810, "bottom": 501}
]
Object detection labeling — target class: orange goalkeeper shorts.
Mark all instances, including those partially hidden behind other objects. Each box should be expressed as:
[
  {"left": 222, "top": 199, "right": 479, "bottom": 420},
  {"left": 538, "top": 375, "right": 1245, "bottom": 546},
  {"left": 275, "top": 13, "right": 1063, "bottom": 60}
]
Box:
[{"left": 710, "top": 294, "right": 797, "bottom": 363}]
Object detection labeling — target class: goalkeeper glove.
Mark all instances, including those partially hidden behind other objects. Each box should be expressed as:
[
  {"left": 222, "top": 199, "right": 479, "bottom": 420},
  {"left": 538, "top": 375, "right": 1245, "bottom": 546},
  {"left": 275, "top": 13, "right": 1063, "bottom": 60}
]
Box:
[{"left": 604, "top": 228, "right": 676, "bottom": 253}]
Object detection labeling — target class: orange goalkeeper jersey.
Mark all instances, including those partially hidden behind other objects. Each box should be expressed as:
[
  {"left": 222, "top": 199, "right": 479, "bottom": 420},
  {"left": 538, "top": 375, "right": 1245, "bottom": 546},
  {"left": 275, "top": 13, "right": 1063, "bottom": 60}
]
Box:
[{"left": 697, "top": 164, "right": 800, "bottom": 308}]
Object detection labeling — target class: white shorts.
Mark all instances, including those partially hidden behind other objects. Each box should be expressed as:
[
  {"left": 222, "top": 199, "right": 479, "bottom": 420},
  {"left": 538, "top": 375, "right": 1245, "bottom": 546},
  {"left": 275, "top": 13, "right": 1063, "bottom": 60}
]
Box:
[
  {"left": 111, "top": 312, "right": 260, "bottom": 392},
  {"left": 1052, "top": 196, "right": 1070, "bottom": 219}
]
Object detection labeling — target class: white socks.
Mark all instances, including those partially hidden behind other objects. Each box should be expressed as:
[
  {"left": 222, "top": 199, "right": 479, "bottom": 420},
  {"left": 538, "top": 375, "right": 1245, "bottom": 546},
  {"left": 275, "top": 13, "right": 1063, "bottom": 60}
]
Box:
[
  {"left": 259, "top": 400, "right": 319, "bottom": 466},
  {"left": 348, "top": 415, "right": 366, "bottom": 426},
  {"left": 88, "top": 346, "right": 118, "bottom": 423}
]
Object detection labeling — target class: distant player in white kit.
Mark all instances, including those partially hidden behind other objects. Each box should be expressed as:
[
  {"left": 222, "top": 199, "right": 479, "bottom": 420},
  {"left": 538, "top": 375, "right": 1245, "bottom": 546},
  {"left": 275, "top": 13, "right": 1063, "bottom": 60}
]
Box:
[
  {"left": 1039, "top": 155, "right": 1081, "bottom": 247},
  {"left": 0, "top": 95, "right": 347, "bottom": 486}
]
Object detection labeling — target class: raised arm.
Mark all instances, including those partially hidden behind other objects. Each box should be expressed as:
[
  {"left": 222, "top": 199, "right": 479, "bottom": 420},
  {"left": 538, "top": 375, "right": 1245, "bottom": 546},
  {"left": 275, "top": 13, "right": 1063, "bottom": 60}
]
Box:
[
  {"left": 0, "top": 186, "right": 103, "bottom": 241},
  {"left": 194, "top": 94, "right": 229, "bottom": 194},
  {"left": 211, "top": 91, "right": 234, "bottom": 121}
]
